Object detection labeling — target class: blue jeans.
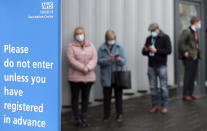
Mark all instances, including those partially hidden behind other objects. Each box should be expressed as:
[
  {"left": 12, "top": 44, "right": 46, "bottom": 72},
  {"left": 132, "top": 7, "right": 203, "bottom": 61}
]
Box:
[{"left": 147, "top": 66, "right": 168, "bottom": 107}]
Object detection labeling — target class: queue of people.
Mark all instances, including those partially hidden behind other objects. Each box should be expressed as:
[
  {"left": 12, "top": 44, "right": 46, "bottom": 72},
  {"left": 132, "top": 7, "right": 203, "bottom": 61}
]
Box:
[{"left": 67, "top": 16, "right": 202, "bottom": 128}]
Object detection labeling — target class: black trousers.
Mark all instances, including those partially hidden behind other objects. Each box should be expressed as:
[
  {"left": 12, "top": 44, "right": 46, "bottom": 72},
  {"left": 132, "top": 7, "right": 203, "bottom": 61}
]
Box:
[
  {"left": 103, "top": 86, "right": 123, "bottom": 118},
  {"left": 69, "top": 82, "right": 93, "bottom": 120},
  {"left": 183, "top": 58, "right": 199, "bottom": 96}
]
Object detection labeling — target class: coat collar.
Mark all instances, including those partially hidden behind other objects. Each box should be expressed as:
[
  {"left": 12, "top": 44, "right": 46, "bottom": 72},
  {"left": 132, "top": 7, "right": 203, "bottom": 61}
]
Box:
[
  {"left": 100, "top": 41, "right": 121, "bottom": 51},
  {"left": 158, "top": 31, "right": 165, "bottom": 37},
  {"left": 149, "top": 31, "right": 165, "bottom": 39},
  {"left": 189, "top": 26, "right": 196, "bottom": 33},
  {"left": 71, "top": 40, "right": 91, "bottom": 47}
]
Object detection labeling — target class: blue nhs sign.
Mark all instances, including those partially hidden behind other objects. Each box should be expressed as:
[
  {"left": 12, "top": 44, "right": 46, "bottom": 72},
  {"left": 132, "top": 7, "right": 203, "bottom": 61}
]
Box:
[
  {"left": 0, "top": 0, "right": 61, "bottom": 131},
  {"left": 41, "top": 2, "right": 54, "bottom": 9}
]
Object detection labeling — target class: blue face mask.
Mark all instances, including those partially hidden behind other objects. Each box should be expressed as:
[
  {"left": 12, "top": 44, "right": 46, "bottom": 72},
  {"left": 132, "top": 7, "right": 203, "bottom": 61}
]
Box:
[
  {"left": 108, "top": 40, "right": 116, "bottom": 45},
  {"left": 151, "top": 32, "right": 158, "bottom": 37},
  {"left": 75, "top": 34, "right": 84, "bottom": 42},
  {"left": 197, "top": 24, "right": 201, "bottom": 30}
]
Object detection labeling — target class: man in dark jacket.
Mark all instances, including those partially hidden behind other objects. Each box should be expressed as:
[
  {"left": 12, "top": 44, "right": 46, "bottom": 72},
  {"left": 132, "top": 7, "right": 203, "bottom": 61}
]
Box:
[
  {"left": 142, "top": 23, "right": 172, "bottom": 114},
  {"left": 179, "top": 16, "right": 202, "bottom": 101}
]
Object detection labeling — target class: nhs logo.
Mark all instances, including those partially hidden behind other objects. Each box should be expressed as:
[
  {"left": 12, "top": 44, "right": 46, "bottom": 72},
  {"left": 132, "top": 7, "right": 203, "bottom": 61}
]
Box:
[{"left": 41, "top": 2, "right": 54, "bottom": 9}]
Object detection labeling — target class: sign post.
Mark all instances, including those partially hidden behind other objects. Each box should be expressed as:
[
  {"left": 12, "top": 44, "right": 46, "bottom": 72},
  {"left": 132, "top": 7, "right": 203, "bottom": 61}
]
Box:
[{"left": 0, "top": 0, "right": 61, "bottom": 131}]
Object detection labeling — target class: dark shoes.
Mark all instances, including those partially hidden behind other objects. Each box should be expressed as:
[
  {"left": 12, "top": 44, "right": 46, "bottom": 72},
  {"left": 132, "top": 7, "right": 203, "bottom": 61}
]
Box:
[
  {"left": 81, "top": 119, "right": 89, "bottom": 128},
  {"left": 183, "top": 95, "right": 200, "bottom": 101},
  {"left": 76, "top": 120, "right": 82, "bottom": 127},
  {"left": 103, "top": 116, "right": 110, "bottom": 122},
  {"left": 75, "top": 119, "right": 89, "bottom": 128},
  {"left": 103, "top": 115, "right": 123, "bottom": 122},
  {"left": 116, "top": 115, "right": 123, "bottom": 122}
]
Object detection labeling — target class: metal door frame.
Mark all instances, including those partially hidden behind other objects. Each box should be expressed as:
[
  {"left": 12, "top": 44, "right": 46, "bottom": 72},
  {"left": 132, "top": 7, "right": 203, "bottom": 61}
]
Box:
[{"left": 174, "top": 0, "right": 206, "bottom": 95}]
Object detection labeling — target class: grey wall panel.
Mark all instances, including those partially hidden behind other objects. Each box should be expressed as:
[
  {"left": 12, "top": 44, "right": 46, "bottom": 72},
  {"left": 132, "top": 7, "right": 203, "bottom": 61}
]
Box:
[
  {"left": 62, "top": 0, "right": 80, "bottom": 106},
  {"left": 62, "top": 0, "right": 175, "bottom": 106},
  {"left": 162, "top": 0, "right": 175, "bottom": 86},
  {"left": 110, "top": 0, "right": 124, "bottom": 43},
  {"left": 94, "top": 0, "right": 110, "bottom": 99},
  {"left": 135, "top": 0, "right": 152, "bottom": 90},
  {"left": 150, "top": 0, "right": 164, "bottom": 26},
  {"left": 123, "top": 0, "right": 137, "bottom": 92}
]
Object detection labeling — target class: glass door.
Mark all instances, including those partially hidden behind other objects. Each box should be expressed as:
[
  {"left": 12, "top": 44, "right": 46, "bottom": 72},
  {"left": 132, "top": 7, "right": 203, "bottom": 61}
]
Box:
[{"left": 174, "top": 0, "right": 206, "bottom": 96}]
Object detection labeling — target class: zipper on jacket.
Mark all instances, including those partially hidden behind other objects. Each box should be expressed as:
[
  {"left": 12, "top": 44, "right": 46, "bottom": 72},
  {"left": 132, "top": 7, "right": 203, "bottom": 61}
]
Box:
[{"left": 82, "top": 46, "right": 87, "bottom": 82}]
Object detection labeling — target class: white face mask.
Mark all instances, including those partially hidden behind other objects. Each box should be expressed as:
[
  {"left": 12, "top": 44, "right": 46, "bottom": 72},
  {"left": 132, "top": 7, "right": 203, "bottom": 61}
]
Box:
[
  {"left": 197, "top": 24, "right": 201, "bottom": 30},
  {"left": 108, "top": 40, "right": 116, "bottom": 45},
  {"left": 75, "top": 34, "right": 84, "bottom": 42},
  {"left": 151, "top": 32, "right": 158, "bottom": 37}
]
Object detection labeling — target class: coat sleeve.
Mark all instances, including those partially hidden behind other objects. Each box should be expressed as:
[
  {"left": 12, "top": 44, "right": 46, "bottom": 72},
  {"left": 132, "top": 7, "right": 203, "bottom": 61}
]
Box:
[
  {"left": 86, "top": 44, "right": 98, "bottom": 71},
  {"left": 156, "top": 35, "right": 172, "bottom": 55},
  {"left": 117, "top": 45, "right": 127, "bottom": 66},
  {"left": 67, "top": 44, "right": 85, "bottom": 72},
  {"left": 178, "top": 30, "right": 190, "bottom": 56},
  {"left": 142, "top": 38, "right": 149, "bottom": 56},
  {"left": 98, "top": 47, "right": 110, "bottom": 66}
]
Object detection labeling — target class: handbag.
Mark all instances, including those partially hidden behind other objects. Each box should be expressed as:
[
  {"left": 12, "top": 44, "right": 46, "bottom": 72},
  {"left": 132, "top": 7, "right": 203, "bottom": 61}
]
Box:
[{"left": 113, "top": 66, "right": 132, "bottom": 89}]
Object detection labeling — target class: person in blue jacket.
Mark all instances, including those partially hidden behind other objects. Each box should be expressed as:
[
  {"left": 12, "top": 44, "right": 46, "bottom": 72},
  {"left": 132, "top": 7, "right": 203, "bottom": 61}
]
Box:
[{"left": 98, "top": 29, "right": 127, "bottom": 122}]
